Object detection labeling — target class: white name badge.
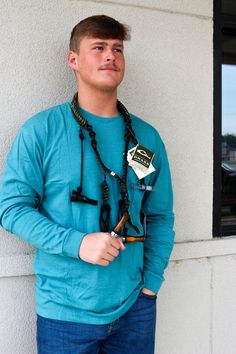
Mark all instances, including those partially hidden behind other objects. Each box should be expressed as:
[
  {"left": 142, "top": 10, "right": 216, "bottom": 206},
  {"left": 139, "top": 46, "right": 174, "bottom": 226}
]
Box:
[{"left": 127, "top": 145, "right": 155, "bottom": 179}]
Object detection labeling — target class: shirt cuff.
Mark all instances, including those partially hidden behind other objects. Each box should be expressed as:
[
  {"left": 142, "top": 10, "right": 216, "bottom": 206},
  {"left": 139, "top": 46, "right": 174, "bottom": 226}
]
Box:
[
  {"left": 143, "top": 271, "right": 164, "bottom": 293},
  {"left": 62, "top": 229, "right": 86, "bottom": 258}
]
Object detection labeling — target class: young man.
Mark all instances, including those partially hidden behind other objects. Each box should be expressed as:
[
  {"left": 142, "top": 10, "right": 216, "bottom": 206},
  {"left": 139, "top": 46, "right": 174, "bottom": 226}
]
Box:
[{"left": 0, "top": 15, "right": 175, "bottom": 354}]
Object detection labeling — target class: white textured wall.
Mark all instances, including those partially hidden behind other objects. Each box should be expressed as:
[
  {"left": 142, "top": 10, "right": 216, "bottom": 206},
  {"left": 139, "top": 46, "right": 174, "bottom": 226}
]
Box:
[
  {"left": 0, "top": 0, "right": 213, "bottom": 245},
  {"left": 0, "top": 1, "right": 236, "bottom": 354},
  {"left": 0, "top": 276, "right": 35, "bottom": 353}
]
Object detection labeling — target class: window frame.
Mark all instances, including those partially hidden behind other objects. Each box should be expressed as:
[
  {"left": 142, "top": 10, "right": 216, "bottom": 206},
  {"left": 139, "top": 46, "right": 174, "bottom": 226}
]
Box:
[{"left": 213, "top": 0, "right": 236, "bottom": 236}]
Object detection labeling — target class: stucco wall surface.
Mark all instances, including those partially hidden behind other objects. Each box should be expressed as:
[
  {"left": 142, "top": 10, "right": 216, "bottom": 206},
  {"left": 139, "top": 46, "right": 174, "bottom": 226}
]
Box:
[
  {"left": 0, "top": 276, "right": 35, "bottom": 354},
  {"left": 158, "top": 255, "right": 236, "bottom": 354},
  {"left": 0, "top": 1, "right": 235, "bottom": 354},
  {"left": 0, "top": 0, "right": 213, "bottom": 253}
]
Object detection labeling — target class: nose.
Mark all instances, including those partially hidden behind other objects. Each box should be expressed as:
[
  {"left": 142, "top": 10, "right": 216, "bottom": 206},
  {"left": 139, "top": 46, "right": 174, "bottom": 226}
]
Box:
[{"left": 105, "top": 48, "right": 115, "bottom": 62}]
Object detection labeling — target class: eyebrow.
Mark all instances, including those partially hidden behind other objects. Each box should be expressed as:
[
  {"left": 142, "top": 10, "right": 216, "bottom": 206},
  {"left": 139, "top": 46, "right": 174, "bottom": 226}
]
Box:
[{"left": 90, "top": 41, "right": 124, "bottom": 48}]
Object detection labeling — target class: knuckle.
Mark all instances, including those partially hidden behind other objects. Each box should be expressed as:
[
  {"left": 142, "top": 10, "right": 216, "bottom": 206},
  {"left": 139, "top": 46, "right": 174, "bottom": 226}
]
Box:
[
  {"left": 105, "top": 237, "right": 112, "bottom": 245},
  {"left": 101, "top": 236, "right": 109, "bottom": 245},
  {"left": 101, "top": 244, "right": 108, "bottom": 253}
]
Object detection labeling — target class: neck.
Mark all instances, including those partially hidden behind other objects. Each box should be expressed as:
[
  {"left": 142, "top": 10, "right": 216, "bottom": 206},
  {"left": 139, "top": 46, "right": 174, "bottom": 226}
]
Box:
[{"left": 76, "top": 86, "right": 119, "bottom": 117}]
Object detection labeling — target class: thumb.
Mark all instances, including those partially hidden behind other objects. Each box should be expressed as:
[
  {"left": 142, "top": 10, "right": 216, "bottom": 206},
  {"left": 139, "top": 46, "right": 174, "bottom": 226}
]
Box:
[{"left": 118, "top": 237, "right": 126, "bottom": 250}]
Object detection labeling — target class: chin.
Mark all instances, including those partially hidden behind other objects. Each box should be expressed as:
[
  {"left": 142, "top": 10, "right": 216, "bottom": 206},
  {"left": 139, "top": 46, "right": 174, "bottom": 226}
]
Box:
[
  {"left": 96, "top": 82, "right": 120, "bottom": 93},
  {"left": 100, "top": 79, "right": 123, "bottom": 91}
]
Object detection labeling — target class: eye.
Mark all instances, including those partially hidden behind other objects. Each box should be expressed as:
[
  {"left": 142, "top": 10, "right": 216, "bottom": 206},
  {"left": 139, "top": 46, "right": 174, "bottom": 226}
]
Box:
[
  {"left": 113, "top": 48, "right": 123, "bottom": 53},
  {"left": 93, "top": 46, "right": 103, "bottom": 51}
]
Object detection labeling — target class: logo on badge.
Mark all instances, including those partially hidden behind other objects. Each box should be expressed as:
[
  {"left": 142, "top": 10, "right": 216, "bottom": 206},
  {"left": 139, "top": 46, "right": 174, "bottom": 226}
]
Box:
[{"left": 127, "top": 144, "right": 155, "bottom": 179}]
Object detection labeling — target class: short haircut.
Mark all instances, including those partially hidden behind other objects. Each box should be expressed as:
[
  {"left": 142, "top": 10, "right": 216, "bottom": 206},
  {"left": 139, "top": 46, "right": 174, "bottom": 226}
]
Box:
[{"left": 69, "top": 15, "right": 131, "bottom": 51}]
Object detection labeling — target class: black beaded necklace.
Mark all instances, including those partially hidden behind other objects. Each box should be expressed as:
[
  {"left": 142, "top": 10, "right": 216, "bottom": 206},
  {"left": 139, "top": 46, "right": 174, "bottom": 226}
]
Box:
[{"left": 70, "top": 92, "right": 139, "bottom": 234}]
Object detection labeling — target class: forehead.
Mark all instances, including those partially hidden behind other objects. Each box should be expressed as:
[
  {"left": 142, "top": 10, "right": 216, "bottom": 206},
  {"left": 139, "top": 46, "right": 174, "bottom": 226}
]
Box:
[{"left": 80, "top": 36, "right": 124, "bottom": 47}]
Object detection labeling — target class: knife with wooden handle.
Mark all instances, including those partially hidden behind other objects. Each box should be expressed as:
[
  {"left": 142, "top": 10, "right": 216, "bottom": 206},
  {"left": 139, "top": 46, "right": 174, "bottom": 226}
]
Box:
[{"left": 110, "top": 212, "right": 145, "bottom": 243}]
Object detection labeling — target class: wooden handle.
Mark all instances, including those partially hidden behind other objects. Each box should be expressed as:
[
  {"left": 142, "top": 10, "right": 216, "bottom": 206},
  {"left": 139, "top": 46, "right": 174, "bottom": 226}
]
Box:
[
  {"left": 125, "top": 236, "right": 146, "bottom": 243},
  {"left": 113, "top": 212, "right": 130, "bottom": 233}
]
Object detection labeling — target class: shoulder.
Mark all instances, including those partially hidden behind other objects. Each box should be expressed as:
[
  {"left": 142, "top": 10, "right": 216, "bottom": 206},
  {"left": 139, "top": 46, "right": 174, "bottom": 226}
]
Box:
[
  {"left": 21, "top": 102, "right": 70, "bottom": 132},
  {"left": 12, "top": 102, "right": 71, "bottom": 152}
]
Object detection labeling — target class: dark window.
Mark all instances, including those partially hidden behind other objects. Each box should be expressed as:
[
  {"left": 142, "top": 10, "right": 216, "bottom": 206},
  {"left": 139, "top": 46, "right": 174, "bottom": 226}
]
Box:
[{"left": 214, "top": 0, "right": 236, "bottom": 236}]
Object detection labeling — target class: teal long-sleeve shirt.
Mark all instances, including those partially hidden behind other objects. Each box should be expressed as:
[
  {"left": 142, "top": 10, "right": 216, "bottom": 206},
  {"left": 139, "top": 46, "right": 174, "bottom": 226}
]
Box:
[{"left": 0, "top": 102, "right": 175, "bottom": 324}]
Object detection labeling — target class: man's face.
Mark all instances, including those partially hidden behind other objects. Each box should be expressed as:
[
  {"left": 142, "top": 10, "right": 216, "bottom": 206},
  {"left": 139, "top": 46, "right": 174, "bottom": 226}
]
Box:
[{"left": 70, "top": 36, "right": 125, "bottom": 93}]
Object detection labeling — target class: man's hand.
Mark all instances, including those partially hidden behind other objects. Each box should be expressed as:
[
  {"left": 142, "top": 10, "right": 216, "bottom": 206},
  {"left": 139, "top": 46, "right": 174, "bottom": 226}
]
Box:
[
  {"left": 79, "top": 232, "right": 126, "bottom": 266},
  {"left": 141, "top": 288, "right": 157, "bottom": 296}
]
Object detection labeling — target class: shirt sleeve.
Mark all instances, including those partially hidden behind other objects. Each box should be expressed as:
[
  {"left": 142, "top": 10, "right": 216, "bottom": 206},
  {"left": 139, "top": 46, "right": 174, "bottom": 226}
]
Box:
[
  {"left": 0, "top": 124, "right": 86, "bottom": 258},
  {"left": 142, "top": 138, "right": 175, "bottom": 293}
]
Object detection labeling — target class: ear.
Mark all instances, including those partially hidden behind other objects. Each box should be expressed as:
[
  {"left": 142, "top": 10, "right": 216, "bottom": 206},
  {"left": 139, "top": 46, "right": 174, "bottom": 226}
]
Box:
[{"left": 67, "top": 51, "right": 79, "bottom": 71}]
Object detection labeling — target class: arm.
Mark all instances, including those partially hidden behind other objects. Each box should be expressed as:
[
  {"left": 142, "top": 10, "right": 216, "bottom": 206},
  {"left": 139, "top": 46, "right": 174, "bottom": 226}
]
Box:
[
  {"left": 142, "top": 139, "right": 175, "bottom": 294},
  {"left": 0, "top": 123, "right": 126, "bottom": 264},
  {"left": 0, "top": 125, "right": 85, "bottom": 258}
]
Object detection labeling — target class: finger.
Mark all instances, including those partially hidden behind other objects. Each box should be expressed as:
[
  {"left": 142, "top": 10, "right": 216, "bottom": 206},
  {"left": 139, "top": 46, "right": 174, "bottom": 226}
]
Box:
[
  {"left": 107, "top": 246, "right": 119, "bottom": 257},
  {"left": 117, "top": 237, "right": 126, "bottom": 250},
  {"left": 97, "top": 259, "right": 110, "bottom": 266},
  {"left": 110, "top": 237, "right": 122, "bottom": 249},
  {"left": 103, "top": 253, "right": 115, "bottom": 262}
]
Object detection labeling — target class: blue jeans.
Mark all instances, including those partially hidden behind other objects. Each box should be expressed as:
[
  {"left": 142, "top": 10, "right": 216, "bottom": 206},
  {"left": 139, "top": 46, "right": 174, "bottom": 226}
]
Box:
[{"left": 37, "top": 291, "right": 157, "bottom": 354}]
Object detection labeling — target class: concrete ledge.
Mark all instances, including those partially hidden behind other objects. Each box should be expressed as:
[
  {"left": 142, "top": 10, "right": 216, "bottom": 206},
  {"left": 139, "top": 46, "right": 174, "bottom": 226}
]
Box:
[
  {"left": 1, "top": 237, "right": 236, "bottom": 278},
  {"left": 171, "top": 236, "right": 236, "bottom": 261},
  {"left": 88, "top": 0, "right": 212, "bottom": 18}
]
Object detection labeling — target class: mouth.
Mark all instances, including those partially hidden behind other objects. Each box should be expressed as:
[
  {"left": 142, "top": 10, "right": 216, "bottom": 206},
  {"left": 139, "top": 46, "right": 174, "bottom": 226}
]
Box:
[{"left": 99, "top": 66, "right": 119, "bottom": 72}]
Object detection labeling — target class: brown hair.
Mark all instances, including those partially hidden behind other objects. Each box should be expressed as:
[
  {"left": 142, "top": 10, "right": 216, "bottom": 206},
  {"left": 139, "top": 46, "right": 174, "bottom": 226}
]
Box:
[{"left": 69, "top": 15, "right": 131, "bottom": 52}]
